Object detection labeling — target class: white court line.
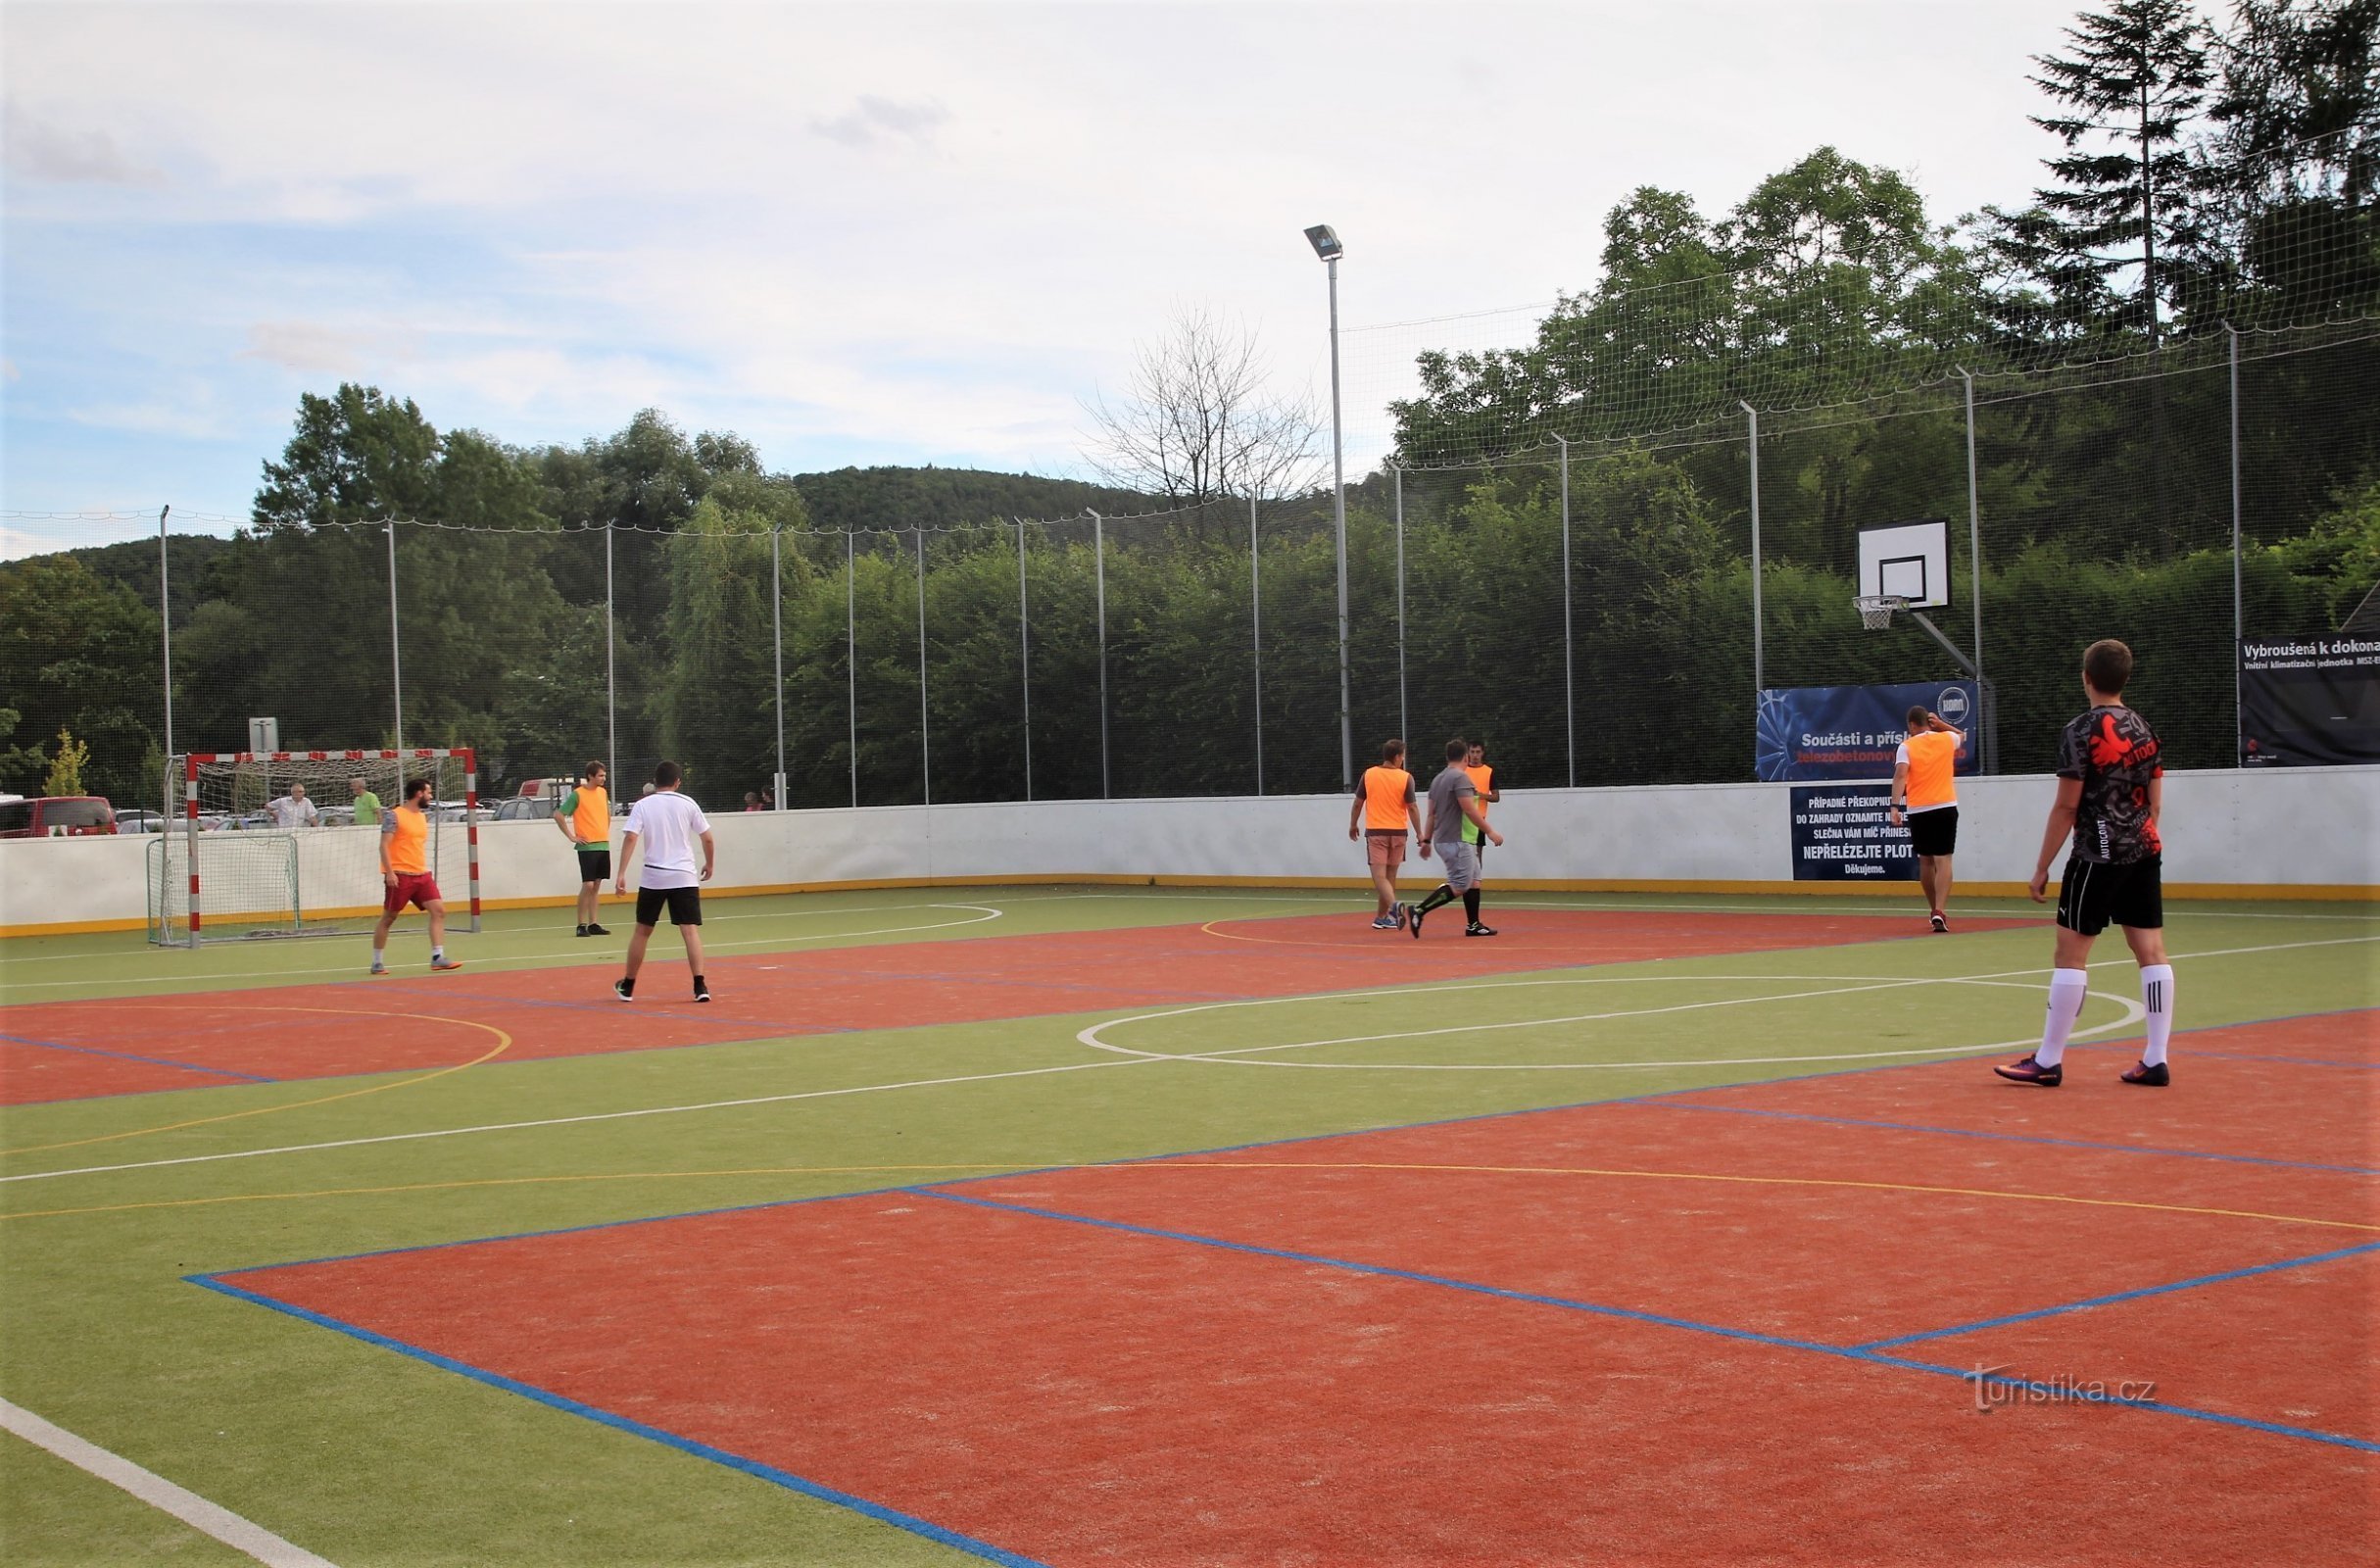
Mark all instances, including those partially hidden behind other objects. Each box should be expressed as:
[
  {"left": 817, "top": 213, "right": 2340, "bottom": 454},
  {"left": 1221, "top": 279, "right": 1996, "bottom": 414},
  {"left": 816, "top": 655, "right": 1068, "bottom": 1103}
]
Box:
[
  {"left": 1079, "top": 975, "right": 2145, "bottom": 1070},
  {"left": 1, "top": 934, "right": 2365, "bottom": 1188},
  {"left": 1015, "top": 890, "right": 2377, "bottom": 921},
  {"left": 0, "top": 1396, "right": 335, "bottom": 1567},
  {"left": 0, "top": 906, "right": 1004, "bottom": 990}
]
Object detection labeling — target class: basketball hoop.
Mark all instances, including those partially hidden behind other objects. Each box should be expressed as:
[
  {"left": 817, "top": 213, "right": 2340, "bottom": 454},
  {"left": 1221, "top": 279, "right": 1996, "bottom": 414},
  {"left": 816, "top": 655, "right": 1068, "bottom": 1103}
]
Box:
[{"left": 1855, "top": 594, "right": 1910, "bottom": 631}]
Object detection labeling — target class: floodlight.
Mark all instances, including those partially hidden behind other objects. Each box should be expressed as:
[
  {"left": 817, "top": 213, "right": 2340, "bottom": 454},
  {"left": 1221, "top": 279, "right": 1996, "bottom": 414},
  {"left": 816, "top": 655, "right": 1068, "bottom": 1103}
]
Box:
[{"left": 1303, "top": 224, "right": 1342, "bottom": 262}]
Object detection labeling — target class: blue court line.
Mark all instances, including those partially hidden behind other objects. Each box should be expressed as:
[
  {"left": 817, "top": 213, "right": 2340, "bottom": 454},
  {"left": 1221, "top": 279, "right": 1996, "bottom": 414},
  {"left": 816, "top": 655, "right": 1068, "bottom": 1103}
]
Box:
[
  {"left": 1649, "top": 1102, "right": 2380, "bottom": 1175},
  {"left": 1857, "top": 1240, "right": 2380, "bottom": 1349},
  {"left": 187, "top": 1276, "right": 1047, "bottom": 1568},
  {"left": 0, "top": 1031, "right": 277, "bottom": 1085},
  {"left": 918, "top": 1189, "right": 2380, "bottom": 1454}
]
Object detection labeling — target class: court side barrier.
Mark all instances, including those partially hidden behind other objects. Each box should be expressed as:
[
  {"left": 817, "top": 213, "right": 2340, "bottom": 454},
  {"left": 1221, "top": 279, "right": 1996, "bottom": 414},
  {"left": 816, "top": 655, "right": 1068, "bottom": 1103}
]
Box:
[{"left": 2, "top": 765, "right": 2373, "bottom": 938}]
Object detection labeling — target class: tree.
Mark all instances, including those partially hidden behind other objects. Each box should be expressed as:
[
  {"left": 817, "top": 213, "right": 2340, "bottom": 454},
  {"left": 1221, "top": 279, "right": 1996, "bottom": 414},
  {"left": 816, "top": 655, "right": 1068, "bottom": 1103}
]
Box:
[
  {"left": 0, "top": 556, "right": 160, "bottom": 802},
  {"left": 254, "top": 385, "right": 443, "bottom": 528},
  {"left": 1084, "top": 309, "right": 1323, "bottom": 507},
  {"left": 43, "top": 730, "right": 88, "bottom": 797},
  {"left": 1986, "top": 0, "right": 2213, "bottom": 347}
]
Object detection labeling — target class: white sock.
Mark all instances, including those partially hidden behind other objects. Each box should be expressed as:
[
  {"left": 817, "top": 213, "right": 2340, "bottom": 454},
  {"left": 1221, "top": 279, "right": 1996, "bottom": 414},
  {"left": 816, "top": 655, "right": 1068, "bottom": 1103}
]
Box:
[
  {"left": 2037, "top": 968, "right": 2090, "bottom": 1067},
  {"left": 372, "top": 947, "right": 384, "bottom": 965},
  {"left": 431, "top": 945, "right": 445, "bottom": 961},
  {"left": 2139, "top": 964, "right": 2175, "bottom": 1066}
]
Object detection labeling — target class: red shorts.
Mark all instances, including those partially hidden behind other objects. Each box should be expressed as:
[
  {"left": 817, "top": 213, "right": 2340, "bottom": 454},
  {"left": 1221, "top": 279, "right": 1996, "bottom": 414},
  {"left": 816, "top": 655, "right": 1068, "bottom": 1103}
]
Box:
[{"left": 384, "top": 872, "right": 443, "bottom": 914}]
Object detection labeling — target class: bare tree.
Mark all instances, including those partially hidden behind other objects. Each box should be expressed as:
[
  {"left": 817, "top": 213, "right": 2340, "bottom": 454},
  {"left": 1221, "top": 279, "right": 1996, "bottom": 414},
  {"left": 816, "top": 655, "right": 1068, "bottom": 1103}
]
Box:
[{"left": 1083, "top": 308, "right": 1324, "bottom": 506}]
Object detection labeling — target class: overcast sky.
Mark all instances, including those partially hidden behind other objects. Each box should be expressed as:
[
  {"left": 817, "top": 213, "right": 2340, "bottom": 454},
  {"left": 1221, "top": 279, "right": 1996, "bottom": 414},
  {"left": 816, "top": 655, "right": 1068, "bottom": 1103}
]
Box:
[{"left": 3, "top": 0, "right": 2097, "bottom": 552}]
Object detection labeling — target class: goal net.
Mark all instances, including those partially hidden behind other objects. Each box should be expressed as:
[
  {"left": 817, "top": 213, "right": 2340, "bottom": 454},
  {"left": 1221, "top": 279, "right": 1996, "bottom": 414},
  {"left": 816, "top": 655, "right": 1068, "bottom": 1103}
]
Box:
[{"left": 147, "top": 750, "right": 482, "bottom": 946}]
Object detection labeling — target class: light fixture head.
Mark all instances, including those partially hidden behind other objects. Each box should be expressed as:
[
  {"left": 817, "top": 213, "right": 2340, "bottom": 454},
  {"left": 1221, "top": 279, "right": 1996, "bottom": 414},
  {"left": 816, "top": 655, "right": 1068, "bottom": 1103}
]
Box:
[{"left": 1303, "top": 224, "right": 1343, "bottom": 262}]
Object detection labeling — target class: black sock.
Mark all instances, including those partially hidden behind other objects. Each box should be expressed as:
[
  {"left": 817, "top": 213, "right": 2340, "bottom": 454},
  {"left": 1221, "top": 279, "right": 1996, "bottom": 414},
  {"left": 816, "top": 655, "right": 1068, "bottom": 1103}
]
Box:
[
  {"left": 617, "top": 976, "right": 635, "bottom": 997},
  {"left": 1417, "top": 884, "right": 1456, "bottom": 915},
  {"left": 694, "top": 973, "right": 707, "bottom": 991},
  {"left": 1463, "top": 889, "right": 1481, "bottom": 924}
]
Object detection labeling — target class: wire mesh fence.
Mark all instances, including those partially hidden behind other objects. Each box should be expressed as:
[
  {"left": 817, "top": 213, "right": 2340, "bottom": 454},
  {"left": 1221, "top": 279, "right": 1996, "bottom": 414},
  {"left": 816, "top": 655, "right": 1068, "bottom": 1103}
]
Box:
[{"left": 6, "top": 318, "right": 2374, "bottom": 816}]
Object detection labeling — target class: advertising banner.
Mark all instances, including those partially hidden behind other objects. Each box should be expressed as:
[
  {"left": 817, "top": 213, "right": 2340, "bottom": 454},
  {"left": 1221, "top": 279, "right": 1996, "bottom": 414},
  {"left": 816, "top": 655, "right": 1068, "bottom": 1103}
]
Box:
[
  {"left": 1756, "top": 680, "right": 1981, "bottom": 782},
  {"left": 1789, "top": 784, "right": 1916, "bottom": 881},
  {"left": 2239, "top": 636, "right": 2380, "bottom": 766}
]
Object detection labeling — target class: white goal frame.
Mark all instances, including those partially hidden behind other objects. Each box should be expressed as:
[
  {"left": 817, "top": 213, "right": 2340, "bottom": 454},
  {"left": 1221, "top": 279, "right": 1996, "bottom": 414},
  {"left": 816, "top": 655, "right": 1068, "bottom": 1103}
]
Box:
[{"left": 157, "top": 748, "right": 482, "bottom": 947}]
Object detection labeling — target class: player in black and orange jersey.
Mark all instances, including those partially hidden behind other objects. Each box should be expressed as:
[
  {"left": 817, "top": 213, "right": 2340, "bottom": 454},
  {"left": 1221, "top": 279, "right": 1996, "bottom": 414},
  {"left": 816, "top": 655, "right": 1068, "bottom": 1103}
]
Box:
[
  {"left": 1996, "top": 639, "right": 2175, "bottom": 1089},
  {"left": 1348, "top": 739, "right": 1420, "bottom": 930}
]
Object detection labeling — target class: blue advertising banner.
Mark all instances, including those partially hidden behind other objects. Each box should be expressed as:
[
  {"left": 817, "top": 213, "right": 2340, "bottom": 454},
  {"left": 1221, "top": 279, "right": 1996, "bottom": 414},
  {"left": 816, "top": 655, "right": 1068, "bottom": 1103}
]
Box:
[
  {"left": 1789, "top": 784, "right": 1916, "bottom": 881},
  {"left": 1756, "top": 680, "right": 1982, "bottom": 782}
]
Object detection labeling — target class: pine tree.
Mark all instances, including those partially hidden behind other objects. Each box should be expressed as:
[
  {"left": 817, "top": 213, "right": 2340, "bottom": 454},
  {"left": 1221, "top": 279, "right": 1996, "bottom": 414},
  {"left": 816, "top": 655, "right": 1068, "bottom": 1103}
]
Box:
[{"left": 1987, "top": 0, "right": 2213, "bottom": 346}]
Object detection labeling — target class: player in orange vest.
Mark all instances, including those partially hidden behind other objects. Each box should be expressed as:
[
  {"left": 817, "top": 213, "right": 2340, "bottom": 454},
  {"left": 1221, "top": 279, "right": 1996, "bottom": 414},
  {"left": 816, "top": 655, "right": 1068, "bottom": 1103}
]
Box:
[
  {"left": 1887, "top": 707, "right": 1967, "bottom": 932},
  {"left": 1347, "top": 739, "right": 1420, "bottom": 930},
  {"left": 554, "top": 760, "right": 612, "bottom": 938}
]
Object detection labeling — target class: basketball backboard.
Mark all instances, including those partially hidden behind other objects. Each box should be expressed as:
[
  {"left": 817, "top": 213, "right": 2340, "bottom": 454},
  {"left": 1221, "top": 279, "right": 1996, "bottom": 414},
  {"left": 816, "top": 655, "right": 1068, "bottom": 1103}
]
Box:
[{"left": 1857, "top": 519, "right": 1951, "bottom": 610}]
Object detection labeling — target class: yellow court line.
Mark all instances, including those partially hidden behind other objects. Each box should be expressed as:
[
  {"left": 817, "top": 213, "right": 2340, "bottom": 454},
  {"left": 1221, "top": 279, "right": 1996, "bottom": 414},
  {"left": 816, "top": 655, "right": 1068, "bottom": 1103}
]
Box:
[
  {"left": 6, "top": 1157, "right": 2371, "bottom": 1235},
  {"left": 0, "top": 1008, "right": 512, "bottom": 1157},
  {"left": 1144, "top": 1161, "right": 2380, "bottom": 1233}
]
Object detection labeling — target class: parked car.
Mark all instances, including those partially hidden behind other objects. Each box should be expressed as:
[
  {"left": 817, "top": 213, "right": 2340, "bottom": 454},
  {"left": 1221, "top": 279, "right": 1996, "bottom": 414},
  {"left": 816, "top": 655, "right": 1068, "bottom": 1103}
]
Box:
[
  {"left": 491, "top": 796, "right": 553, "bottom": 822},
  {"left": 113, "top": 808, "right": 169, "bottom": 834},
  {"left": 0, "top": 797, "right": 117, "bottom": 838}
]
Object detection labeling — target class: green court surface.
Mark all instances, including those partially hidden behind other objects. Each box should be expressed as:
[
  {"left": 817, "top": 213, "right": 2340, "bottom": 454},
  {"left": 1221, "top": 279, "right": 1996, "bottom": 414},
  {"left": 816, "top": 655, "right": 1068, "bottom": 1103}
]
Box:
[{"left": 1, "top": 887, "right": 2373, "bottom": 1566}]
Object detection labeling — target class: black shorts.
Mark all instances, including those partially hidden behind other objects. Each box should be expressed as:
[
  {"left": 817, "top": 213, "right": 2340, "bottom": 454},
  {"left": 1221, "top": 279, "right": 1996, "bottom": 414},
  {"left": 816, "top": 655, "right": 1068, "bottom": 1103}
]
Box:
[
  {"left": 577, "top": 848, "right": 611, "bottom": 883},
  {"left": 1907, "top": 806, "right": 1958, "bottom": 858},
  {"left": 2057, "top": 854, "right": 2162, "bottom": 936},
  {"left": 634, "top": 886, "right": 703, "bottom": 928}
]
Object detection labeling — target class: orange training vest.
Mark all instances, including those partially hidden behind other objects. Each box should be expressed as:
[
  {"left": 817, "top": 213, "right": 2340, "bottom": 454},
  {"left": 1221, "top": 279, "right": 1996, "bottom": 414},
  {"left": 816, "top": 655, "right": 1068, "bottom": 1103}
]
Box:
[
  {"left": 386, "top": 806, "right": 429, "bottom": 875},
  {"left": 1904, "top": 730, "right": 1960, "bottom": 809},
  {"left": 571, "top": 784, "right": 608, "bottom": 843},
  {"left": 1361, "top": 765, "right": 1413, "bottom": 831}
]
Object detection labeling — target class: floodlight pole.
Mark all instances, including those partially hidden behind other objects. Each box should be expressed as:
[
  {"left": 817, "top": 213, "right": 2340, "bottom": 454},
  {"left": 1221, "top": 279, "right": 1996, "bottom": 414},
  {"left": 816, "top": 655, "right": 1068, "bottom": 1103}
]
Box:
[
  {"left": 1957, "top": 366, "right": 1993, "bottom": 773},
  {"left": 2228, "top": 324, "right": 2244, "bottom": 759},
  {"left": 1017, "top": 517, "right": 1033, "bottom": 802},
  {"left": 771, "top": 522, "right": 786, "bottom": 809},
  {"left": 1741, "top": 402, "right": 1764, "bottom": 696},
  {"left": 1555, "top": 434, "right": 1575, "bottom": 787},
  {"left": 157, "top": 509, "right": 173, "bottom": 823},
  {"left": 387, "top": 518, "right": 405, "bottom": 793},
  {"left": 1327, "top": 255, "right": 1353, "bottom": 793},
  {"left": 1391, "top": 461, "right": 1406, "bottom": 747},
  {"left": 604, "top": 524, "right": 617, "bottom": 791},
  {"left": 1249, "top": 493, "right": 1265, "bottom": 796},
  {"left": 1091, "top": 510, "right": 1109, "bottom": 800}
]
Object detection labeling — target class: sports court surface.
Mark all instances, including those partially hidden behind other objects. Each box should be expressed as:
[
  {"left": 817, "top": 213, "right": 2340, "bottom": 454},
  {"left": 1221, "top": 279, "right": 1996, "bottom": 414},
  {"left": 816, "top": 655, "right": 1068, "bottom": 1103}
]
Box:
[{"left": 1, "top": 886, "right": 2372, "bottom": 1565}]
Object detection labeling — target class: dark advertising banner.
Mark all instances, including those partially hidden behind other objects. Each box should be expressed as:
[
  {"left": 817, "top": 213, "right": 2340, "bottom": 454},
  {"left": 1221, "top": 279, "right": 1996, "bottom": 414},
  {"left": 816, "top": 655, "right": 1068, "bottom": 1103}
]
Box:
[
  {"left": 1790, "top": 784, "right": 1916, "bottom": 880},
  {"left": 2239, "top": 635, "right": 2380, "bottom": 765},
  {"left": 1756, "top": 681, "right": 1981, "bottom": 781}
]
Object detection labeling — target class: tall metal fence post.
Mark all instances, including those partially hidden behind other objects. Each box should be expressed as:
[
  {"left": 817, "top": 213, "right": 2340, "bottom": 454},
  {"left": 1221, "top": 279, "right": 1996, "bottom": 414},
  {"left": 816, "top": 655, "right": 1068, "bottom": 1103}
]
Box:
[
  {"left": 771, "top": 522, "right": 786, "bottom": 808},
  {"left": 1091, "top": 510, "right": 1109, "bottom": 800},
  {"left": 604, "top": 524, "right": 616, "bottom": 789},
  {"left": 1958, "top": 366, "right": 1993, "bottom": 772},
  {"left": 915, "top": 527, "right": 931, "bottom": 807},
  {"left": 1740, "top": 402, "right": 1765, "bottom": 698},
  {"left": 1392, "top": 461, "right": 1407, "bottom": 746},
  {"left": 1555, "top": 436, "right": 1576, "bottom": 787},
  {"left": 1249, "top": 495, "right": 1264, "bottom": 796},
  {"left": 846, "top": 530, "right": 858, "bottom": 809},
  {"left": 158, "top": 505, "right": 173, "bottom": 817},
  {"left": 1017, "top": 518, "right": 1033, "bottom": 802},
  {"left": 2229, "top": 324, "right": 2244, "bottom": 757},
  {"left": 386, "top": 518, "right": 405, "bottom": 792}
]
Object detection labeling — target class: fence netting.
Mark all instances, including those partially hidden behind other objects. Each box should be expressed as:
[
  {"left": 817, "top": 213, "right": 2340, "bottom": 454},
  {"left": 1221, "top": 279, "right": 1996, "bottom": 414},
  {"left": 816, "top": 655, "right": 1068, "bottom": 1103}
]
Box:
[{"left": 9, "top": 320, "right": 2374, "bottom": 815}]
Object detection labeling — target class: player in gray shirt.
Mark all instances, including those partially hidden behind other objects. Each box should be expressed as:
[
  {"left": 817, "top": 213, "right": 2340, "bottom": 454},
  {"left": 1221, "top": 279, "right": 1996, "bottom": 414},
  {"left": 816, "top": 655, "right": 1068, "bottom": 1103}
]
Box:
[{"left": 1404, "top": 737, "right": 1506, "bottom": 939}]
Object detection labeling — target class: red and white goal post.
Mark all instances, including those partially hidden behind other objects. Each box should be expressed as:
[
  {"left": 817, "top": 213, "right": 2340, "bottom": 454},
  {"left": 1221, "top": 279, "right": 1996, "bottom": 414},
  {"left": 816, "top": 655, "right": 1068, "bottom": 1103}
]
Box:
[{"left": 147, "top": 749, "right": 482, "bottom": 947}]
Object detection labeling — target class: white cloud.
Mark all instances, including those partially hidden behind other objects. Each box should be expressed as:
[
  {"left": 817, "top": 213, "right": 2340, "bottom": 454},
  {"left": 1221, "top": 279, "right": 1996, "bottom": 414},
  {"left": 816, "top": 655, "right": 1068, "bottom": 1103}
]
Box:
[
  {"left": 237, "top": 321, "right": 367, "bottom": 376},
  {"left": 2, "top": 102, "right": 166, "bottom": 187},
  {"left": 810, "top": 96, "right": 949, "bottom": 150}
]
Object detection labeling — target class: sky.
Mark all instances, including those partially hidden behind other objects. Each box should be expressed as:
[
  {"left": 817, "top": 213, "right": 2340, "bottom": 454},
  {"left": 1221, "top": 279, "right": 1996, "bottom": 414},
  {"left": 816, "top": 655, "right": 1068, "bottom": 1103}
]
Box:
[{"left": 2, "top": 0, "right": 2096, "bottom": 556}]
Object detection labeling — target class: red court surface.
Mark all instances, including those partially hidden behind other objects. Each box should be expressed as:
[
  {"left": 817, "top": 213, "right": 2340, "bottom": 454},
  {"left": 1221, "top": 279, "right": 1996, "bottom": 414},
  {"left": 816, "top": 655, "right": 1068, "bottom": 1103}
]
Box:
[
  {"left": 0, "top": 907, "right": 2029, "bottom": 1105},
  {"left": 210, "top": 1022, "right": 2378, "bottom": 1567}
]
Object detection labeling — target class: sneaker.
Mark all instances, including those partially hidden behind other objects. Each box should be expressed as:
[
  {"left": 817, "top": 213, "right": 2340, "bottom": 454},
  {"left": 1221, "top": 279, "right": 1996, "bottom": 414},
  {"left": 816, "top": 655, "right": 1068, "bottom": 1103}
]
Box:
[
  {"left": 586, "top": 923, "right": 610, "bottom": 937},
  {"left": 1371, "top": 915, "right": 1397, "bottom": 931},
  {"left": 1393, "top": 904, "right": 1409, "bottom": 930},
  {"left": 2120, "top": 1059, "right": 2170, "bottom": 1087},
  {"left": 430, "top": 957, "right": 465, "bottom": 972},
  {"left": 1993, "top": 1054, "right": 2063, "bottom": 1087},
  {"left": 1408, "top": 904, "right": 1427, "bottom": 939},
  {"left": 574, "top": 924, "right": 589, "bottom": 938},
  {"left": 368, "top": 961, "right": 388, "bottom": 976},
  {"left": 694, "top": 983, "right": 712, "bottom": 1004},
  {"left": 613, "top": 978, "right": 634, "bottom": 1002},
  {"left": 1929, "top": 911, "right": 1948, "bottom": 933},
  {"left": 1465, "top": 922, "right": 1498, "bottom": 937}
]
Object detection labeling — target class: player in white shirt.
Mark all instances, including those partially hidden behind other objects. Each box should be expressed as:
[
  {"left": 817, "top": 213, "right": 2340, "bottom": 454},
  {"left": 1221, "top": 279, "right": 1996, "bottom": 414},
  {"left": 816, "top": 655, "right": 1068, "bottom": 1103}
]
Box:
[
  {"left": 611, "top": 760, "right": 715, "bottom": 1003},
  {"left": 266, "top": 782, "right": 320, "bottom": 829}
]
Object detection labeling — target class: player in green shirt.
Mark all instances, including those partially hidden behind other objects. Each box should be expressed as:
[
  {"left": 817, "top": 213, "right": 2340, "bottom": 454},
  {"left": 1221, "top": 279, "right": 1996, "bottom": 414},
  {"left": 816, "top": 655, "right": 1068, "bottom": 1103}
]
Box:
[{"left": 350, "top": 776, "right": 381, "bottom": 826}]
